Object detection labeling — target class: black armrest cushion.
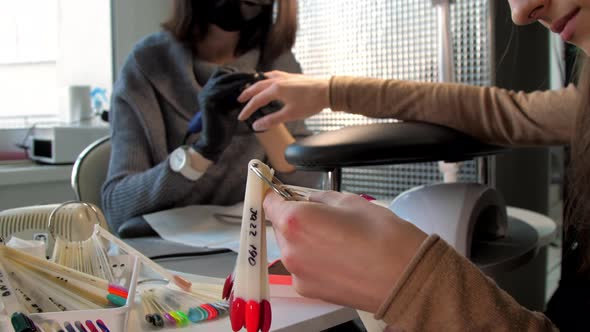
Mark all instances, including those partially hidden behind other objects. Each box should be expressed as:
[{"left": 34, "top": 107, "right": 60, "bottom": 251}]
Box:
[{"left": 286, "top": 122, "right": 506, "bottom": 170}]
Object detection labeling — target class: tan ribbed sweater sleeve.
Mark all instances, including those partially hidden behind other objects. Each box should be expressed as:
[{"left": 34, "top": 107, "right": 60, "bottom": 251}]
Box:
[
  {"left": 330, "top": 77, "right": 580, "bottom": 146},
  {"left": 377, "top": 235, "right": 557, "bottom": 331}
]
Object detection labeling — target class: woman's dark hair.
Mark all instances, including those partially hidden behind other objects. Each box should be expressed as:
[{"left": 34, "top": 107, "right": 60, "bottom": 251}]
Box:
[
  {"left": 565, "top": 55, "right": 590, "bottom": 276},
  {"left": 161, "top": 0, "right": 297, "bottom": 63}
]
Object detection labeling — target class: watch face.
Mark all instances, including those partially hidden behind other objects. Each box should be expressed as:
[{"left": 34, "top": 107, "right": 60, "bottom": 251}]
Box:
[{"left": 170, "top": 148, "right": 186, "bottom": 171}]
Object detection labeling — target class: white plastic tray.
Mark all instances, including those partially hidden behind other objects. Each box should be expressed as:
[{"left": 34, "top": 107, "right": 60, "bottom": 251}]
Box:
[{"left": 0, "top": 255, "right": 140, "bottom": 332}]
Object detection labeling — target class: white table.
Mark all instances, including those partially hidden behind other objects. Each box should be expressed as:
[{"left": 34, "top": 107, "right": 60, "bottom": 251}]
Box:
[{"left": 126, "top": 255, "right": 359, "bottom": 331}]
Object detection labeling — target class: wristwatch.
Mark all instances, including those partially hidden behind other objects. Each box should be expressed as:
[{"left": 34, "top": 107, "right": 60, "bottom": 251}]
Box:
[{"left": 169, "top": 146, "right": 203, "bottom": 181}]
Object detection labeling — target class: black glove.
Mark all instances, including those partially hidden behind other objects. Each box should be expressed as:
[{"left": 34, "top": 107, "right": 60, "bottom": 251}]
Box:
[{"left": 192, "top": 66, "right": 282, "bottom": 162}]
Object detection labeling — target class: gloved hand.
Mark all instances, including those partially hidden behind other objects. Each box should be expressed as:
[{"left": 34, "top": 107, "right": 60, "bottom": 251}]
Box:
[
  {"left": 241, "top": 80, "right": 283, "bottom": 132},
  {"left": 191, "top": 66, "right": 282, "bottom": 162}
]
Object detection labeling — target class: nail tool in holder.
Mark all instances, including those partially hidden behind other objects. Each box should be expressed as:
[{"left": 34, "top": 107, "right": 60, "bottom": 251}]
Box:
[
  {"left": 224, "top": 160, "right": 275, "bottom": 332},
  {"left": 0, "top": 201, "right": 140, "bottom": 332}
]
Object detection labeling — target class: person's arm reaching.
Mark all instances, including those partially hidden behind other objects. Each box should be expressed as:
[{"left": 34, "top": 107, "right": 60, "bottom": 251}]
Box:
[
  {"left": 330, "top": 76, "right": 579, "bottom": 146},
  {"left": 238, "top": 72, "right": 579, "bottom": 146},
  {"left": 238, "top": 71, "right": 329, "bottom": 131}
]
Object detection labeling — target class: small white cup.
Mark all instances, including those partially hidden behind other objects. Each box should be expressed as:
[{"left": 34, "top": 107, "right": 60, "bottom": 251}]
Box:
[{"left": 66, "top": 85, "right": 92, "bottom": 124}]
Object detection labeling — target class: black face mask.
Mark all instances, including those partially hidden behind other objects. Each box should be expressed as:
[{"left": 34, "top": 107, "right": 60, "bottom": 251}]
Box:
[{"left": 207, "top": 0, "right": 272, "bottom": 32}]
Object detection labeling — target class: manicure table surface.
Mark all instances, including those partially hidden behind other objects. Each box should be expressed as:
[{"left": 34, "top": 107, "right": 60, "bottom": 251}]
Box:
[{"left": 124, "top": 247, "right": 359, "bottom": 331}]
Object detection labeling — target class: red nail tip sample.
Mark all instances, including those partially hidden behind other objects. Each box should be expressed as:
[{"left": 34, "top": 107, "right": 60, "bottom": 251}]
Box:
[
  {"left": 260, "top": 300, "right": 272, "bottom": 332},
  {"left": 223, "top": 274, "right": 233, "bottom": 300},
  {"left": 245, "top": 300, "right": 260, "bottom": 332},
  {"left": 202, "top": 304, "right": 218, "bottom": 320},
  {"left": 230, "top": 297, "right": 246, "bottom": 331}
]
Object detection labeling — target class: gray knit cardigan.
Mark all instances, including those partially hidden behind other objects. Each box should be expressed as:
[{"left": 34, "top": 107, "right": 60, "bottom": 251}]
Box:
[{"left": 102, "top": 31, "right": 320, "bottom": 232}]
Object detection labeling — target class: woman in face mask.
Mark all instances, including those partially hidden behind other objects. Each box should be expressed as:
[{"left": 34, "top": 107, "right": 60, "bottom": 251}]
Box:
[{"left": 102, "top": 0, "right": 320, "bottom": 235}]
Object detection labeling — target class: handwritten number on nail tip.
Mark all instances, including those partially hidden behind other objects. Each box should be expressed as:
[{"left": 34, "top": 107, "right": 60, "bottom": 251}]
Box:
[
  {"left": 248, "top": 208, "right": 259, "bottom": 266},
  {"left": 248, "top": 245, "right": 258, "bottom": 266},
  {"left": 249, "top": 208, "right": 259, "bottom": 237}
]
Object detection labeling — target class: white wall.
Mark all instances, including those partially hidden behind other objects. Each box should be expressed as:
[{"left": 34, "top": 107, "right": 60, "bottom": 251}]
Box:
[{"left": 111, "top": 0, "right": 172, "bottom": 80}]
